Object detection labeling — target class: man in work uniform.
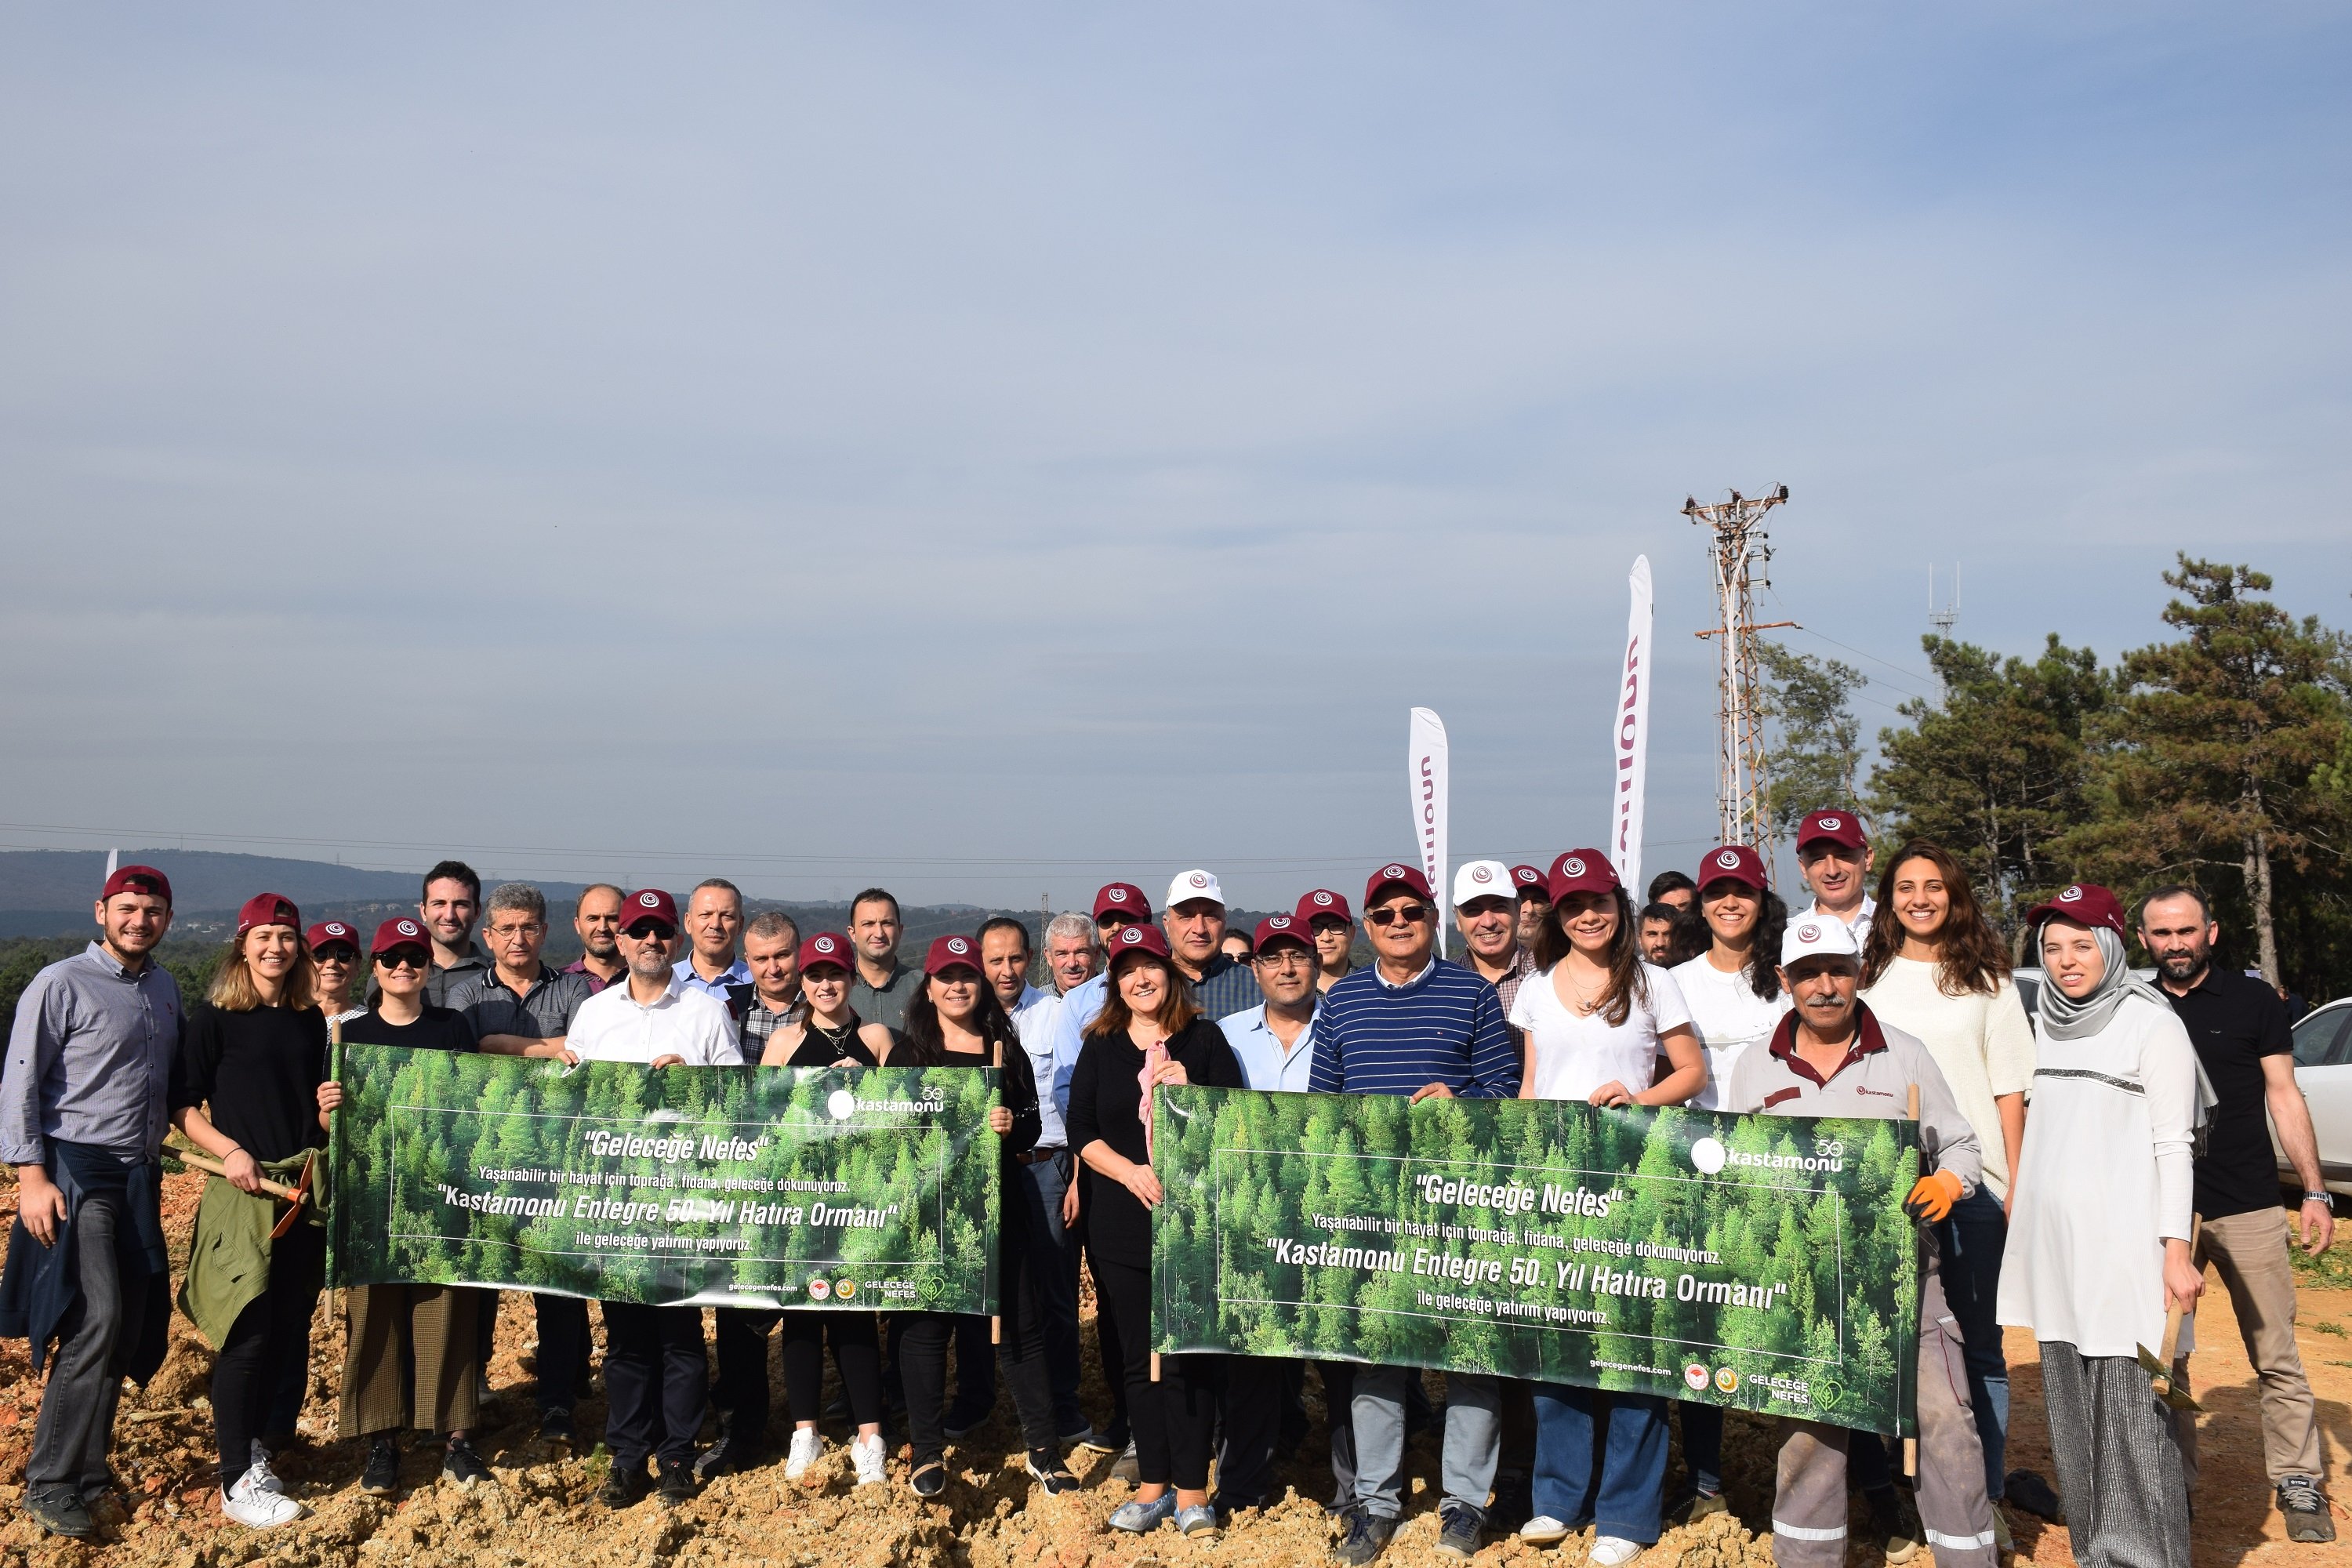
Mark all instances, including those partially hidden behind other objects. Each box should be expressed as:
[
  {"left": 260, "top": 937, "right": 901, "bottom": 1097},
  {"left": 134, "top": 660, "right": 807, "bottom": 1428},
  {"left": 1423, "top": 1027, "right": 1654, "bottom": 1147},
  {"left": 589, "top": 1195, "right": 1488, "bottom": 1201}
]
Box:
[{"left": 1724, "top": 916, "right": 1996, "bottom": 1568}]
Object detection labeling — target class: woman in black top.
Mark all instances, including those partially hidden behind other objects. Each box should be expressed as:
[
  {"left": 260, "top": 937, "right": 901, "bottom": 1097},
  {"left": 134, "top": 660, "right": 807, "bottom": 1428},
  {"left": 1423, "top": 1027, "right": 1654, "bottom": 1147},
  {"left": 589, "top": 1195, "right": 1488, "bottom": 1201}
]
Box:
[
  {"left": 329, "top": 918, "right": 490, "bottom": 1496},
  {"left": 1068, "top": 923, "right": 1245, "bottom": 1537},
  {"left": 170, "top": 893, "right": 333, "bottom": 1529},
  {"left": 752, "top": 932, "right": 892, "bottom": 1485},
  {"left": 894, "top": 935, "right": 1075, "bottom": 1499}
]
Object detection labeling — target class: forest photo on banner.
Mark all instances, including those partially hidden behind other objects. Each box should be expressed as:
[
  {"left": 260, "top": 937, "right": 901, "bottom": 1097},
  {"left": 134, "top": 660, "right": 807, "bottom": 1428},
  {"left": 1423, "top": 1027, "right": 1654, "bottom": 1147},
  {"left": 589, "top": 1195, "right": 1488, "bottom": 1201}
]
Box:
[
  {"left": 1150, "top": 1086, "right": 1925, "bottom": 1435},
  {"left": 328, "top": 1047, "right": 1000, "bottom": 1312}
]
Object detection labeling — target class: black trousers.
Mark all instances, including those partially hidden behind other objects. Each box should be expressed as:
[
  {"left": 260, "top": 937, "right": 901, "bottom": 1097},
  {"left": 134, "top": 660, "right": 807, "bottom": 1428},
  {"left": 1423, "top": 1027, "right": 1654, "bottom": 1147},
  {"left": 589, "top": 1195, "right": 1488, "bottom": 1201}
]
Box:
[
  {"left": 710, "top": 1306, "right": 779, "bottom": 1446},
  {"left": 211, "top": 1229, "right": 325, "bottom": 1479},
  {"left": 1087, "top": 1241, "right": 1129, "bottom": 1429},
  {"left": 900, "top": 1225, "right": 1058, "bottom": 1467},
  {"left": 1096, "top": 1258, "right": 1217, "bottom": 1490},
  {"left": 533, "top": 1294, "right": 593, "bottom": 1414},
  {"left": 781, "top": 1310, "right": 884, "bottom": 1425},
  {"left": 1215, "top": 1354, "right": 1285, "bottom": 1507},
  {"left": 601, "top": 1302, "right": 706, "bottom": 1467}
]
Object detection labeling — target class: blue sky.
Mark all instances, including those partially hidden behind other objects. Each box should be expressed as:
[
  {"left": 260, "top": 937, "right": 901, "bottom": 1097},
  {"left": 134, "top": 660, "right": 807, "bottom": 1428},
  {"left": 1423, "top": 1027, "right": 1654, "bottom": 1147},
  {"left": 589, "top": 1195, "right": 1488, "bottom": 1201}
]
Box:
[{"left": 2, "top": 5, "right": 2346, "bottom": 909}]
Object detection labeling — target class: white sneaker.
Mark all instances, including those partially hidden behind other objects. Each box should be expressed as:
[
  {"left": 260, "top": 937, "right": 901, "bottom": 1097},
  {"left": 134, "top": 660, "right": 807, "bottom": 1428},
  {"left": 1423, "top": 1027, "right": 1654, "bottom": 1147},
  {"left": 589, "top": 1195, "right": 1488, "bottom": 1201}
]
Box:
[
  {"left": 223, "top": 1465, "right": 303, "bottom": 1527},
  {"left": 246, "top": 1440, "right": 284, "bottom": 1494},
  {"left": 1519, "top": 1515, "right": 1572, "bottom": 1544},
  {"left": 784, "top": 1428, "right": 825, "bottom": 1482},
  {"left": 851, "top": 1432, "right": 887, "bottom": 1487},
  {"left": 1591, "top": 1537, "right": 1644, "bottom": 1566}
]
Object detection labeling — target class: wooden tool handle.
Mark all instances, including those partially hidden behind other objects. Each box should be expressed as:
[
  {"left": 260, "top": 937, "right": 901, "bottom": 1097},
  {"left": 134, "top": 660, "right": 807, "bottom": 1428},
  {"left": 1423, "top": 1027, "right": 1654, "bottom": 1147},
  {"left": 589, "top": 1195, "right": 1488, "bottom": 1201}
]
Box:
[
  {"left": 2158, "top": 1215, "right": 2204, "bottom": 1367},
  {"left": 172, "top": 1147, "right": 304, "bottom": 1203}
]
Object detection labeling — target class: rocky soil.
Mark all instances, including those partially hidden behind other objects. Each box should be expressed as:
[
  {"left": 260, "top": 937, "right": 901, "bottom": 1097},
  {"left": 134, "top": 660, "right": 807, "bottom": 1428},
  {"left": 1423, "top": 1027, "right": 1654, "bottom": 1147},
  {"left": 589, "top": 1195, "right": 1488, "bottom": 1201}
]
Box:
[{"left": 1, "top": 1168, "right": 2344, "bottom": 1566}]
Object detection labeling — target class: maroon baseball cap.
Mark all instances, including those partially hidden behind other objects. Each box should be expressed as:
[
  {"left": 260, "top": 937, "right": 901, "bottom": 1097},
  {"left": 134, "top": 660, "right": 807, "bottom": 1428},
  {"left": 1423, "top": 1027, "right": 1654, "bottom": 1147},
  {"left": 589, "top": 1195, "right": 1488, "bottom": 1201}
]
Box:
[
  {"left": 800, "top": 931, "right": 854, "bottom": 974},
  {"left": 1363, "top": 862, "right": 1434, "bottom": 907},
  {"left": 2025, "top": 883, "right": 2127, "bottom": 940},
  {"left": 1547, "top": 849, "right": 1621, "bottom": 902},
  {"left": 1509, "top": 865, "right": 1548, "bottom": 898},
  {"left": 1295, "top": 888, "right": 1353, "bottom": 924},
  {"left": 1253, "top": 914, "right": 1314, "bottom": 955},
  {"left": 236, "top": 892, "right": 301, "bottom": 937},
  {"left": 1795, "top": 809, "right": 1867, "bottom": 853},
  {"left": 307, "top": 919, "right": 360, "bottom": 953},
  {"left": 1093, "top": 882, "right": 1150, "bottom": 921},
  {"left": 100, "top": 864, "right": 172, "bottom": 906},
  {"left": 370, "top": 916, "right": 432, "bottom": 956},
  {"left": 620, "top": 888, "right": 680, "bottom": 933},
  {"left": 1694, "top": 844, "right": 1769, "bottom": 895},
  {"left": 1105, "top": 922, "right": 1173, "bottom": 964},
  {"left": 924, "top": 934, "right": 984, "bottom": 977}
]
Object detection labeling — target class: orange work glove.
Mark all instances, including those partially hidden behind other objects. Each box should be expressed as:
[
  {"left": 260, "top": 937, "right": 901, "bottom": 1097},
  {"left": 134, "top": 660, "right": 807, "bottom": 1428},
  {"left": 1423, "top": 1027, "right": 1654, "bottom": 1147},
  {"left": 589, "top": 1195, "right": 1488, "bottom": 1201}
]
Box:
[{"left": 1904, "top": 1169, "right": 1965, "bottom": 1224}]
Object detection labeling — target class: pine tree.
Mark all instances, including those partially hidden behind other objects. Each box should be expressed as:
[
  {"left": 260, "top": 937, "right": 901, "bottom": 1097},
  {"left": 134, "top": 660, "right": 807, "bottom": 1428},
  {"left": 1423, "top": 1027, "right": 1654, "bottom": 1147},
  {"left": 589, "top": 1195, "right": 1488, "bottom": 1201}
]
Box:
[{"left": 1761, "top": 641, "right": 1870, "bottom": 839}]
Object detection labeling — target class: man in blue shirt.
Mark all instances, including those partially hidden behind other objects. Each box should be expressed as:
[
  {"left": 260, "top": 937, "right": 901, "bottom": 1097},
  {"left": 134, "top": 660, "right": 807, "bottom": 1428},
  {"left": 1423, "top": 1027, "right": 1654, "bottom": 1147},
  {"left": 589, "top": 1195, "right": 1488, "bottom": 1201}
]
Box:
[
  {"left": 673, "top": 879, "right": 752, "bottom": 1001},
  {"left": 1312, "top": 863, "right": 1519, "bottom": 1565}
]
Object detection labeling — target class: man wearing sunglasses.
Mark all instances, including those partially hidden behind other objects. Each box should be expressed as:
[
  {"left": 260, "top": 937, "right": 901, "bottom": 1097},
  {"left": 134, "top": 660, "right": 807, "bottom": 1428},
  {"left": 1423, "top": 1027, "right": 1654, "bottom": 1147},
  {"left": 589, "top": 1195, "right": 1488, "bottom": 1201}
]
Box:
[
  {"left": 1312, "top": 864, "right": 1520, "bottom": 1566},
  {"left": 563, "top": 890, "right": 742, "bottom": 1510}
]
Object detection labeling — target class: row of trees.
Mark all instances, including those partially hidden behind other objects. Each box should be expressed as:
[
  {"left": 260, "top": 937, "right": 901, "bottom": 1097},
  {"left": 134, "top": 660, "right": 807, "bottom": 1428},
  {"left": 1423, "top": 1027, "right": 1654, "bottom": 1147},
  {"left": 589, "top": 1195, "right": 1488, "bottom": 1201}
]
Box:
[{"left": 1762, "top": 555, "right": 2350, "bottom": 993}]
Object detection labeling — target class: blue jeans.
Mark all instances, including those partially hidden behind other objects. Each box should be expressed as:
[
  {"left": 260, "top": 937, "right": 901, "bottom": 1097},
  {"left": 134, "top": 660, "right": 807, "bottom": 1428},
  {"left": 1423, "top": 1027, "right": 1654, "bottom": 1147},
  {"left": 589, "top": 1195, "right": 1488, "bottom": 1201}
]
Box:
[
  {"left": 1937, "top": 1188, "right": 2010, "bottom": 1501},
  {"left": 1533, "top": 1382, "right": 1668, "bottom": 1544},
  {"left": 1012, "top": 1151, "right": 1084, "bottom": 1428}
]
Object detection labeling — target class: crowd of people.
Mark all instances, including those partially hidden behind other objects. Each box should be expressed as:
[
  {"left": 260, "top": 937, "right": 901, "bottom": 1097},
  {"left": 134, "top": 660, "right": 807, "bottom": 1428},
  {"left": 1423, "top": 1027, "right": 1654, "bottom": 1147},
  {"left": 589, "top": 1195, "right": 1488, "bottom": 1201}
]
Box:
[{"left": 0, "top": 809, "right": 2339, "bottom": 1564}]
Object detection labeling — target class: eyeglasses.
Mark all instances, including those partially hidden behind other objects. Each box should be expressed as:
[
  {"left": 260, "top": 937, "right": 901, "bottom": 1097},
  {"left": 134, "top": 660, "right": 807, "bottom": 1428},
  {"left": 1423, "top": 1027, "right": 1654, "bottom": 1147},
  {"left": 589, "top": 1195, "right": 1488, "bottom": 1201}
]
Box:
[
  {"left": 1254, "top": 947, "right": 1314, "bottom": 966},
  {"left": 1366, "top": 905, "right": 1431, "bottom": 927},
  {"left": 378, "top": 949, "right": 430, "bottom": 971},
  {"left": 486, "top": 922, "right": 544, "bottom": 939}
]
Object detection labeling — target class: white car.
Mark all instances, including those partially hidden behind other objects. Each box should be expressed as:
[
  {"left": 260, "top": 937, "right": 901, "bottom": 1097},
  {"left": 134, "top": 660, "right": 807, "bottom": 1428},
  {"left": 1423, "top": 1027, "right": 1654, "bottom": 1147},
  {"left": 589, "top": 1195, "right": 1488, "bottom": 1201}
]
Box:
[{"left": 2281, "top": 999, "right": 2352, "bottom": 1199}]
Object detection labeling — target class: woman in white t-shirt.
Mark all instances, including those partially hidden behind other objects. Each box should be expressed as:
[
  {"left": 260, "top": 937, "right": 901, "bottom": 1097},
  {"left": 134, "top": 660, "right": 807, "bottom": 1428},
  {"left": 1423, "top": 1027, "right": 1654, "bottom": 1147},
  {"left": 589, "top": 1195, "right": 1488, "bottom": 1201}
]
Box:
[
  {"left": 1657, "top": 844, "right": 1786, "bottom": 1521},
  {"left": 1858, "top": 838, "right": 2034, "bottom": 1536},
  {"left": 1508, "top": 850, "right": 1703, "bottom": 1564}
]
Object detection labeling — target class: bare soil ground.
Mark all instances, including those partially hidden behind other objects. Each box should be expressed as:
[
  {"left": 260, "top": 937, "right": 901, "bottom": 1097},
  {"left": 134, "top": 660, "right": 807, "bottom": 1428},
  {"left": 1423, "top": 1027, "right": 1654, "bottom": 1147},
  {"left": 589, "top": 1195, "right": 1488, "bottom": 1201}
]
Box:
[{"left": 0, "top": 1168, "right": 2345, "bottom": 1567}]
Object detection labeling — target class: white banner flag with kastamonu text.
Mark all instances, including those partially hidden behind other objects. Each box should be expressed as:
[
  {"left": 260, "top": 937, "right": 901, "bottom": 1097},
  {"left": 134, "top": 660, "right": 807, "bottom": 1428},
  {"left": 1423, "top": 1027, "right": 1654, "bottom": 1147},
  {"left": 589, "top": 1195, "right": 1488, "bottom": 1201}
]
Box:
[
  {"left": 1408, "top": 707, "right": 1450, "bottom": 959},
  {"left": 1611, "top": 557, "right": 1653, "bottom": 898}
]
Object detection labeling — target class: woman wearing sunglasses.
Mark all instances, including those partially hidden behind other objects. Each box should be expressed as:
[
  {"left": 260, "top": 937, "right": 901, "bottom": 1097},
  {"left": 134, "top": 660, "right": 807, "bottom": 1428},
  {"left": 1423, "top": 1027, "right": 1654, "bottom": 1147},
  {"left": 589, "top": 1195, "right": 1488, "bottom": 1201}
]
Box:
[
  {"left": 330, "top": 918, "right": 488, "bottom": 1498},
  {"left": 754, "top": 931, "right": 894, "bottom": 1486},
  {"left": 169, "top": 895, "right": 334, "bottom": 1529},
  {"left": 1069, "top": 924, "right": 1246, "bottom": 1538},
  {"left": 893, "top": 935, "right": 1075, "bottom": 1500},
  {"left": 1510, "top": 851, "right": 1704, "bottom": 1566}
]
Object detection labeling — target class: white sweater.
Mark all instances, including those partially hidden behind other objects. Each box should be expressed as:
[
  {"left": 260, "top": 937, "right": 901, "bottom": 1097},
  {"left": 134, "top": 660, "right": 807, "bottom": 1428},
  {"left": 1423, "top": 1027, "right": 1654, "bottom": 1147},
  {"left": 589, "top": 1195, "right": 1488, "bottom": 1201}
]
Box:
[
  {"left": 1860, "top": 957, "right": 2035, "bottom": 1199},
  {"left": 1996, "top": 992, "right": 2197, "bottom": 1358}
]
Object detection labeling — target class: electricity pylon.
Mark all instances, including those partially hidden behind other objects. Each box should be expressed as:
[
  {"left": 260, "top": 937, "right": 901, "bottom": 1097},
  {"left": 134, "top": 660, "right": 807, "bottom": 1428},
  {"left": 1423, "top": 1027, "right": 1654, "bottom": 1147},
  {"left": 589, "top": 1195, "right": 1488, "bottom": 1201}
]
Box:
[{"left": 1685, "top": 485, "right": 1795, "bottom": 854}]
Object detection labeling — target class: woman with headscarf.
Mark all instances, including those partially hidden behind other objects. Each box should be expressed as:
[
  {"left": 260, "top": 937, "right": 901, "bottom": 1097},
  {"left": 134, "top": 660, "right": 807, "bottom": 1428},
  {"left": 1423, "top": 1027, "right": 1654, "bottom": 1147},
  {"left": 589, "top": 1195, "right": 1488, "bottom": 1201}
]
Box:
[{"left": 1998, "top": 884, "right": 2201, "bottom": 1568}]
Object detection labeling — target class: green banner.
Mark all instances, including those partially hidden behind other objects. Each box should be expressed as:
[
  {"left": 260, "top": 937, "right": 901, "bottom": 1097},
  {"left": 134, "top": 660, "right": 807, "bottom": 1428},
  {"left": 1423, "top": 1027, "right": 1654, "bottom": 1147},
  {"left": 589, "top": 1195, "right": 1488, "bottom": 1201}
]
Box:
[
  {"left": 328, "top": 1046, "right": 999, "bottom": 1312},
  {"left": 1150, "top": 1087, "right": 1922, "bottom": 1435}
]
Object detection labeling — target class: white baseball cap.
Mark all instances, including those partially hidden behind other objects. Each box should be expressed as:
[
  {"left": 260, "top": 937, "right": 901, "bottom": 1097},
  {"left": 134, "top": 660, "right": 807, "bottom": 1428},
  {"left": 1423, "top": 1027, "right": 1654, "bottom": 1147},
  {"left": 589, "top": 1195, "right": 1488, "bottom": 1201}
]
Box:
[
  {"left": 1166, "top": 869, "right": 1225, "bottom": 908},
  {"left": 1780, "top": 913, "right": 1861, "bottom": 968},
  {"left": 1452, "top": 860, "right": 1515, "bottom": 907}
]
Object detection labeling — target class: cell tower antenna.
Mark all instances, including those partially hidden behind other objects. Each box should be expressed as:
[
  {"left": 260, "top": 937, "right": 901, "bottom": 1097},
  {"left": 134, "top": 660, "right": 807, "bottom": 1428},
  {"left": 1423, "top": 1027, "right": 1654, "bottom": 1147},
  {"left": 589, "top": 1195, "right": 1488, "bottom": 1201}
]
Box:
[
  {"left": 1686, "top": 485, "right": 1796, "bottom": 854},
  {"left": 1929, "top": 564, "right": 1960, "bottom": 637}
]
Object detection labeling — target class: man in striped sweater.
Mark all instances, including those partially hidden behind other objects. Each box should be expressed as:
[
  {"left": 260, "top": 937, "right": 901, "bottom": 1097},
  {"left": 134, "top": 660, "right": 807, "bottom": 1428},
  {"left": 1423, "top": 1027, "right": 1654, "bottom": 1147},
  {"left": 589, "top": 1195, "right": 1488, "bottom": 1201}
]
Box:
[{"left": 1311, "top": 863, "right": 1521, "bottom": 1565}]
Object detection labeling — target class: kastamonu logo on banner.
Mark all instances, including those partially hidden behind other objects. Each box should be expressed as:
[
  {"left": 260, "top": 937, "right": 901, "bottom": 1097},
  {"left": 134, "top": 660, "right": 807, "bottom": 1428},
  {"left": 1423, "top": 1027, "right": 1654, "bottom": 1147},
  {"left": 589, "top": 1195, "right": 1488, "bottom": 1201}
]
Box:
[
  {"left": 1149, "top": 1087, "right": 1923, "bottom": 1435},
  {"left": 328, "top": 1046, "right": 1000, "bottom": 1312}
]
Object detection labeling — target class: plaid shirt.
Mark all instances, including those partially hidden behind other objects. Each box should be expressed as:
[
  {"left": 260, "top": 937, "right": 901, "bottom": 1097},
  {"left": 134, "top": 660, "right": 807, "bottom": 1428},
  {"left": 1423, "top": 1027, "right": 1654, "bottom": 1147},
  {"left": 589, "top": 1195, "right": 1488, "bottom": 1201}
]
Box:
[
  {"left": 1457, "top": 945, "right": 1538, "bottom": 1016},
  {"left": 736, "top": 989, "right": 807, "bottom": 1055}
]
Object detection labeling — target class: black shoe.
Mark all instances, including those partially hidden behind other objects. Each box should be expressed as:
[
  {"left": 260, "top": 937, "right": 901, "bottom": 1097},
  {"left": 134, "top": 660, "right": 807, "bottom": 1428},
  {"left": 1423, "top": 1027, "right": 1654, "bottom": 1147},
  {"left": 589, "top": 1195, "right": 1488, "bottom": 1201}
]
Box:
[
  {"left": 942, "top": 1403, "right": 992, "bottom": 1442},
  {"left": 1025, "top": 1448, "right": 1079, "bottom": 1497},
  {"left": 2281, "top": 1477, "right": 2336, "bottom": 1543},
  {"left": 657, "top": 1458, "right": 695, "bottom": 1508},
  {"left": 1081, "top": 1417, "right": 1128, "bottom": 1454},
  {"left": 910, "top": 1462, "right": 948, "bottom": 1499},
  {"left": 1487, "top": 1476, "right": 1533, "bottom": 1534},
  {"left": 24, "top": 1485, "right": 96, "bottom": 1541},
  {"left": 361, "top": 1436, "right": 401, "bottom": 1497},
  {"left": 1435, "top": 1501, "right": 1483, "bottom": 1559},
  {"left": 442, "top": 1436, "right": 493, "bottom": 1487},
  {"left": 695, "top": 1430, "right": 766, "bottom": 1481},
  {"left": 537, "top": 1406, "right": 576, "bottom": 1447},
  {"left": 601, "top": 1457, "right": 652, "bottom": 1509},
  {"left": 1210, "top": 1491, "right": 1264, "bottom": 1526},
  {"left": 1333, "top": 1508, "right": 1397, "bottom": 1566},
  {"left": 2003, "top": 1468, "right": 2064, "bottom": 1524}
]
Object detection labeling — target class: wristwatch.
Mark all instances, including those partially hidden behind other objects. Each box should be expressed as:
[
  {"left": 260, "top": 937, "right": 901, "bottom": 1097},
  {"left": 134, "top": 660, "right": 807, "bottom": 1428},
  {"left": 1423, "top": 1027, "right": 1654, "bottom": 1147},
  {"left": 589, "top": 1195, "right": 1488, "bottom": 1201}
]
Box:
[{"left": 2303, "top": 1190, "right": 2335, "bottom": 1211}]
